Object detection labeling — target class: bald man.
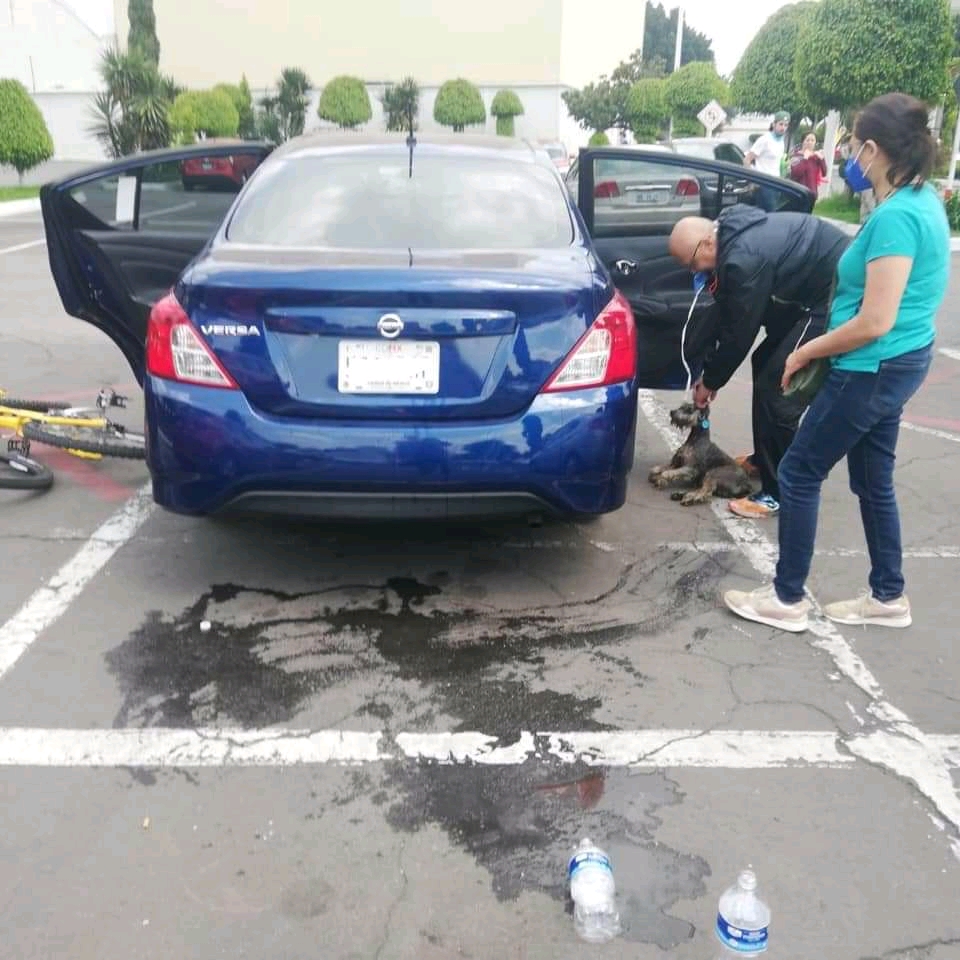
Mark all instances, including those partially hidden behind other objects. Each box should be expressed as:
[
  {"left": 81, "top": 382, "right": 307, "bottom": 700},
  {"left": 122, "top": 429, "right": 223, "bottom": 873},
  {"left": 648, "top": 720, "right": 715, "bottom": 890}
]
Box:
[{"left": 669, "top": 205, "right": 849, "bottom": 519}]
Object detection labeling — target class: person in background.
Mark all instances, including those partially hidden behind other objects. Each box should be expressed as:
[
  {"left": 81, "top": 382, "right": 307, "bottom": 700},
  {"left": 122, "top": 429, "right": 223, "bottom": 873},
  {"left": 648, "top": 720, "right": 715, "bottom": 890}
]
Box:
[
  {"left": 722, "top": 92, "right": 950, "bottom": 633},
  {"left": 745, "top": 111, "right": 790, "bottom": 210},
  {"left": 745, "top": 113, "right": 790, "bottom": 177},
  {"left": 789, "top": 133, "right": 827, "bottom": 195}
]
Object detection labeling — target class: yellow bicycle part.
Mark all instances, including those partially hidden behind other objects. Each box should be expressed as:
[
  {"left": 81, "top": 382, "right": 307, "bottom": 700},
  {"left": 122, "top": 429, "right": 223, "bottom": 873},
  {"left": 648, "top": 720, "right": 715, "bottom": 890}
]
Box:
[{"left": 0, "top": 404, "right": 114, "bottom": 462}]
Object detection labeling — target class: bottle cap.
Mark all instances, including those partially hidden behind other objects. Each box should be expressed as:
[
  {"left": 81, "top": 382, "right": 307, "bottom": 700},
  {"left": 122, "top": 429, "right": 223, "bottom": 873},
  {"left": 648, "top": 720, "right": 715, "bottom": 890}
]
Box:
[{"left": 738, "top": 869, "right": 757, "bottom": 891}]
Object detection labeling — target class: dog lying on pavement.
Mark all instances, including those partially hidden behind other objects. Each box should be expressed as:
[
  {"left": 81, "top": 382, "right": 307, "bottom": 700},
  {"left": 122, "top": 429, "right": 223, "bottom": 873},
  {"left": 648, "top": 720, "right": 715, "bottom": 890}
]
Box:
[{"left": 648, "top": 403, "right": 756, "bottom": 506}]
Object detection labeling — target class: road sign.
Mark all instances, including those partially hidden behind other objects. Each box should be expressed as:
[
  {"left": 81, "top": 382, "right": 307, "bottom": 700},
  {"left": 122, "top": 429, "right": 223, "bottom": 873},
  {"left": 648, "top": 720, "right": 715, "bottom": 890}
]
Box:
[{"left": 697, "top": 99, "right": 728, "bottom": 136}]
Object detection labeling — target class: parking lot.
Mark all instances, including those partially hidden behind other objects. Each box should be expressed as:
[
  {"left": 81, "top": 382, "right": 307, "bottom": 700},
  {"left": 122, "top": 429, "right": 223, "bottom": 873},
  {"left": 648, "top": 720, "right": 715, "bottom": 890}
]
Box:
[{"left": 2, "top": 204, "right": 960, "bottom": 958}]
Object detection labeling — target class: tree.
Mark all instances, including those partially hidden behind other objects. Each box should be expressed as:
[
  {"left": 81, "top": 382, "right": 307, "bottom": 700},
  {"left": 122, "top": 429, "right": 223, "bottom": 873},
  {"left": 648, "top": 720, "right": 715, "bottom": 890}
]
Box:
[
  {"left": 795, "top": 0, "right": 953, "bottom": 114},
  {"left": 433, "top": 78, "right": 486, "bottom": 132},
  {"left": 666, "top": 61, "right": 729, "bottom": 136},
  {"left": 490, "top": 89, "right": 524, "bottom": 136},
  {"left": 88, "top": 46, "right": 178, "bottom": 157},
  {"left": 381, "top": 77, "right": 419, "bottom": 132},
  {"left": 127, "top": 0, "right": 159, "bottom": 67},
  {"left": 256, "top": 67, "right": 312, "bottom": 142},
  {"left": 0, "top": 79, "right": 54, "bottom": 182},
  {"left": 731, "top": 2, "right": 816, "bottom": 136},
  {"left": 562, "top": 81, "right": 618, "bottom": 137},
  {"left": 588, "top": 131, "right": 610, "bottom": 146},
  {"left": 625, "top": 78, "right": 668, "bottom": 142},
  {"left": 214, "top": 79, "right": 255, "bottom": 138},
  {"left": 317, "top": 75, "right": 372, "bottom": 129},
  {"left": 643, "top": 1, "right": 714, "bottom": 72},
  {"left": 168, "top": 89, "right": 239, "bottom": 143}
]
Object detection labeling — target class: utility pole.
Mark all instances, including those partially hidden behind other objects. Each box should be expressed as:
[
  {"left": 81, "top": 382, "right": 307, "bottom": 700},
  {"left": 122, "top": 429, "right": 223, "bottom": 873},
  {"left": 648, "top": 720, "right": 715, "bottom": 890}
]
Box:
[{"left": 668, "top": 6, "right": 684, "bottom": 139}]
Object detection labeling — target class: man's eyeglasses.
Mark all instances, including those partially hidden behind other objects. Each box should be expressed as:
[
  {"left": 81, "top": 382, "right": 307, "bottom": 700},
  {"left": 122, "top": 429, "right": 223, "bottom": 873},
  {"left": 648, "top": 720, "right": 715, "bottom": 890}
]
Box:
[{"left": 688, "top": 234, "right": 710, "bottom": 271}]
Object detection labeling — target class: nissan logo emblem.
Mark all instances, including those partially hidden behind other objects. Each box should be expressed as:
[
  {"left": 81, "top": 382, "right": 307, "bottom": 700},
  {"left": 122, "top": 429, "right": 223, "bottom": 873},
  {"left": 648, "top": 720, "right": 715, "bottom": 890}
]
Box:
[{"left": 377, "top": 314, "right": 404, "bottom": 339}]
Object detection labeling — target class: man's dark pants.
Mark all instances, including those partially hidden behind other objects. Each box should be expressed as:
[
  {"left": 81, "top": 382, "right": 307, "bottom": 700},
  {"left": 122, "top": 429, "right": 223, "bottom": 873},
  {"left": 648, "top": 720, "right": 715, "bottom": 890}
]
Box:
[{"left": 749, "top": 306, "right": 826, "bottom": 501}]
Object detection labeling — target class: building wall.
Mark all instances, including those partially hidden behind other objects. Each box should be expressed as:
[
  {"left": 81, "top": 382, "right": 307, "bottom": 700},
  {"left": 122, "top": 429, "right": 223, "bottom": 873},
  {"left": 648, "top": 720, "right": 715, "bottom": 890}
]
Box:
[
  {"left": 0, "top": 0, "right": 108, "bottom": 92},
  {"left": 129, "top": 0, "right": 565, "bottom": 90},
  {"left": 33, "top": 92, "right": 109, "bottom": 162},
  {"left": 560, "top": 0, "right": 644, "bottom": 90}
]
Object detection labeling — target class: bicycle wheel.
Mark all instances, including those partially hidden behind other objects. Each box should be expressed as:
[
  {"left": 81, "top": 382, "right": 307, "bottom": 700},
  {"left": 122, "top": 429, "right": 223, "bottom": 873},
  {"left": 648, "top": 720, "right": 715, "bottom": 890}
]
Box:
[
  {"left": 22, "top": 421, "right": 147, "bottom": 460},
  {"left": 0, "top": 452, "right": 54, "bottom": 491},
  {"left": 0, "top": 397, "right": 71, "bottom": 413}
]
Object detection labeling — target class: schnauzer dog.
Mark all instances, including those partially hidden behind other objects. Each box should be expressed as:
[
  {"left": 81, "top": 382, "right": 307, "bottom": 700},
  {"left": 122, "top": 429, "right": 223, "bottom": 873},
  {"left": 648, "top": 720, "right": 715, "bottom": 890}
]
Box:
[{"left": 648, "top": 403, "right": 756, "bottom": 506}]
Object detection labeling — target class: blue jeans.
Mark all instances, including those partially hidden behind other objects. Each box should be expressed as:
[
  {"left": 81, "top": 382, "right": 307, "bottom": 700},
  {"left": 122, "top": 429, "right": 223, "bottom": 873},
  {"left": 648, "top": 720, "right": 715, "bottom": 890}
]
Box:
[{"left": 774, "top": 345, "right": 932, "bottom": 604}]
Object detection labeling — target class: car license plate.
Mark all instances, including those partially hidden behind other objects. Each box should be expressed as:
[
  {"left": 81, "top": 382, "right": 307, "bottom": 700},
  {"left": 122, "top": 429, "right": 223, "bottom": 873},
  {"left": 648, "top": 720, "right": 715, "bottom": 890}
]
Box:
[
  {"left": 633, "top": 190, "right": 666, "bottom": 204},
  {"left": 201, "top": 160, "right": 213, "bottom": 169},
  {"left": 338, "top": 340, "right": 440, "bottom": 394}
]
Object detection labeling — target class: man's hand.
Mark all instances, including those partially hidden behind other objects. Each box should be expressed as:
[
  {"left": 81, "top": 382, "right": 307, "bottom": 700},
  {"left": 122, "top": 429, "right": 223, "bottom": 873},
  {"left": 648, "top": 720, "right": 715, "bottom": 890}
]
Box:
[{"left": 692, "top": 379, "right": 716, "bottom": 409}]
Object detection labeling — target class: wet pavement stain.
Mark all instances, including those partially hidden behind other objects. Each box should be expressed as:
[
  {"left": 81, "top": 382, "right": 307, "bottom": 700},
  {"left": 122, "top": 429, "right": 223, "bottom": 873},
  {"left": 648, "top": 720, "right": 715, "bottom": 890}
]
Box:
[
  {"left": 106, "top": 549, "right": 719, "bottom": 730},
  {"left": 105, "top": 548, "right": 720, "bottom": 945},
  {"left": 380, "top": 762, "right": 709, "bottom": 948}
]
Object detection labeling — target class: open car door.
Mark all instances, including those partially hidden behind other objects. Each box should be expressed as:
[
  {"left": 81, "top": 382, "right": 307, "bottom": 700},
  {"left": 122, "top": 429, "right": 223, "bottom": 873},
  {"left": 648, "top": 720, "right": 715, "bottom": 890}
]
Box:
[
  {"left": 565, "top": 147, "right": 816, "bottom": 389},
  {"left": 40, "top": 141, "right": 273, "bottom": 385}
]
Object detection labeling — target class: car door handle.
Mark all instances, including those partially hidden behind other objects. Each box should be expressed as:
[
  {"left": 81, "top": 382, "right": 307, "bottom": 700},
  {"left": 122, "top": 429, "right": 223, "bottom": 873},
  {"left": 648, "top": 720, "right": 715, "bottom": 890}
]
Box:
[{"left": 613, "top": 259, "right": 639, "bottom": 277}]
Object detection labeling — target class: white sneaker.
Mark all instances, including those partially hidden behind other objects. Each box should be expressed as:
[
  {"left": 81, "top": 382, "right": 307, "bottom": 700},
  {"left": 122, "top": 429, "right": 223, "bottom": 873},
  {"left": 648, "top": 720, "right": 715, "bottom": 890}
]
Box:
[
  {"left": 722, "top": 583, "right": 810, "bottom": 633},
  {"left": 823, "top": 592, "right": 912, "bottom": 628}
]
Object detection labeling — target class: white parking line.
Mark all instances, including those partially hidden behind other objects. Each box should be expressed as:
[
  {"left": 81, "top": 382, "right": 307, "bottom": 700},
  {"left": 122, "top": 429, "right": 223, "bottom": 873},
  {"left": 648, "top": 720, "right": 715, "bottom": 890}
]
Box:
[
  {"left": 0, "top": 484, "right": 154, "bottom": 680},
  {"left": 636, "top": 389, "right": 960, "bottom": 856},
  {"left": 0, "top": 727, "right": 955, "bottom": 770},
  {"left": 658, "top": 542, "right": 960, "bottom": 560},
  {"left": 901, "top": 421, "right": 960, "bottom": 445},
  {"left": 0, "top": 239, "right": 45, "bottom": 255},
  {"left": 938, "top": 347, "right": 960, "bottom": 362}
]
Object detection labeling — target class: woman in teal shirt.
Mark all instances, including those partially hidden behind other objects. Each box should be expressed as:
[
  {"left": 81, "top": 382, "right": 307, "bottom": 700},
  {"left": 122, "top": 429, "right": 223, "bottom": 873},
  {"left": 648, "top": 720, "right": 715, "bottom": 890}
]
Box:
[{"left": 723, "top": 92, "right": 950, "bottom": 633}]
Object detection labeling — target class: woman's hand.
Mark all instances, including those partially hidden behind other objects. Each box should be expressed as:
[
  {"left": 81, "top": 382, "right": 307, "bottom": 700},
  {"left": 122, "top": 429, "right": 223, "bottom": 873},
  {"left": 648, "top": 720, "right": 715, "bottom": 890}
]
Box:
[{"left": 781, "top": 348, "right": 810, "bottom": 391}]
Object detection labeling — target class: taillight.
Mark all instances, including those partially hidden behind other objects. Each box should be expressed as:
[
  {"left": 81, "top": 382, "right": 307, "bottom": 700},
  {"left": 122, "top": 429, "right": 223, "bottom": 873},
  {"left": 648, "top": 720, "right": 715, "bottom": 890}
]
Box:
[
  {"left": 145, "top": 293, "right": 238, "bottom": 389},
  {"left": 541, "top": 291, "right": 636, "bottom": 393},
  {"left": 594, "top": 180, "right": 620, "bottom": 199},
  {"left": 675, "top": 177, "right": 700, "bottom": 197}
]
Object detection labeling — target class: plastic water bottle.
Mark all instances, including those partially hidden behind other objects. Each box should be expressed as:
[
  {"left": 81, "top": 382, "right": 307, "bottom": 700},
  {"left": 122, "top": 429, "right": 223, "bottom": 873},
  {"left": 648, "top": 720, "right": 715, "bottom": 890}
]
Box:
[
  {"left": 568, "top": 838, "right": 621, "bottom": 943},
  {"left": 714, "top": 867, "right": 770, "bottom": 957}
]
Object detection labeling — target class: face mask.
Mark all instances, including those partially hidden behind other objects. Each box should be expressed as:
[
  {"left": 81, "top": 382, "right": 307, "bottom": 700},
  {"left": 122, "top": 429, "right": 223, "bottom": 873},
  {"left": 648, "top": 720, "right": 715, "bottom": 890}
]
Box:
[
  {"left": 772, "top": 130, "right": 784, "bottom": 141},
  {"left": 844, "top": 145, "right": 873, "bottom": 193}
]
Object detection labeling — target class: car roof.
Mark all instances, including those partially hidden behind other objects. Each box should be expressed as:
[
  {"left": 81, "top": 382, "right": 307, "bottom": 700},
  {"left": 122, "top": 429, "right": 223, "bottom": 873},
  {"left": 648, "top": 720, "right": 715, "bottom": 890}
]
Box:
[{"left": 271, "top": 131, "right": 544, "bottom": 162}]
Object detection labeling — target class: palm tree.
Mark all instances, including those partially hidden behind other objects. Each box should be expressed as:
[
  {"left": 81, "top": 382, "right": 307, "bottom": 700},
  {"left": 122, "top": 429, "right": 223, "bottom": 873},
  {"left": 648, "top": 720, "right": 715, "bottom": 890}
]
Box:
[{"left": 88, "top": 47, "right": 179, "bottom": 157}]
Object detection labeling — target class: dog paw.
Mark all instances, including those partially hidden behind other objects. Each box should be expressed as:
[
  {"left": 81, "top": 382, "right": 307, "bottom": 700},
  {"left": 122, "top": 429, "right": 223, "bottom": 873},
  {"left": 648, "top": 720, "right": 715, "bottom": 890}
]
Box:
[
  {"left": 648, "top": 466, "right": 665, "bottom": 482},
  {"left": 669, "top": 491, "right": 684, "bottom": 501},
  {"left": 680, "top": 492, "right": 707, "bottom": 506}
]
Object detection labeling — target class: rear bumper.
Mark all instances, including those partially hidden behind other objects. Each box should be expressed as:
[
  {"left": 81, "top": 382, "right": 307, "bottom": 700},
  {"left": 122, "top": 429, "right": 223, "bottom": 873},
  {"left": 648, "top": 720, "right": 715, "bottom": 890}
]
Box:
[{"left": 144, "top": 378, "right": 638, "bottom": 519}]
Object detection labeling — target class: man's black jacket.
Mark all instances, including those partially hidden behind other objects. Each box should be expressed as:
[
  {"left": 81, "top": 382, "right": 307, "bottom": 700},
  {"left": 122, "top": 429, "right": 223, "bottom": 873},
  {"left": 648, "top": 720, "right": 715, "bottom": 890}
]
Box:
[{"left": 700, "top": 205, "right": 851, "bottom": 391}]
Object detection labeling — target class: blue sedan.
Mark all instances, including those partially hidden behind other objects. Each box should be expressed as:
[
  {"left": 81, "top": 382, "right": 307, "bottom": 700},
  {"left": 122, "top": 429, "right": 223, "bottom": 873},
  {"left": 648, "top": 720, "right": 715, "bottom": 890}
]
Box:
[{"left": 40, "top": 134, "right": 812, "bottom": 520}]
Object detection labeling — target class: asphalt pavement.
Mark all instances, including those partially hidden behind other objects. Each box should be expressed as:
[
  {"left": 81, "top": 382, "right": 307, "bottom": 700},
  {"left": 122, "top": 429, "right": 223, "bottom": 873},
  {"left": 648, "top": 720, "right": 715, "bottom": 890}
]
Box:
[{"left": 2, "top": 208, "right": 960, "bottom": 959}]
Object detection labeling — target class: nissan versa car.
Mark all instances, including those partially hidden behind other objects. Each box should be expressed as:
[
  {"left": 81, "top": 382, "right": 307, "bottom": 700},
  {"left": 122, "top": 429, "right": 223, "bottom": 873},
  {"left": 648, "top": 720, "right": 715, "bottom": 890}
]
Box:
[{"left": 40, "top": 134, "right": 813, "bottom": 521}]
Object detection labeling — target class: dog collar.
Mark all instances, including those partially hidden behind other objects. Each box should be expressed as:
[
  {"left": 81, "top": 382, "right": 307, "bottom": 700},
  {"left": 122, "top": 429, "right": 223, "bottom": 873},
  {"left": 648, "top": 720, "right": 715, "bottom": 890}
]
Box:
[{"left": 700, "top": 417, "right": 710, "bottom": 429}]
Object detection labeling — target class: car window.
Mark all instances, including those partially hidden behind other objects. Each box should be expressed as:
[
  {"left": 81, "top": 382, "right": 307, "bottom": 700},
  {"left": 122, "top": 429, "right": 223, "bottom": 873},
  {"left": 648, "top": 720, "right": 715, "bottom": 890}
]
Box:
[
  {"left": 66, "top": 151, "right": 268, "bottom": 233},
  {"left": 544, "top": 145, "right": 565, "bottom": 160},
  {"left": 226, "top": 150, "right": 574, "bottom": 249},
  {"left": 714, "top": 143, "right": 744, "bottom": 164},
  {"left": 574, "top": 154, "right": 803, "bottom": 238}
]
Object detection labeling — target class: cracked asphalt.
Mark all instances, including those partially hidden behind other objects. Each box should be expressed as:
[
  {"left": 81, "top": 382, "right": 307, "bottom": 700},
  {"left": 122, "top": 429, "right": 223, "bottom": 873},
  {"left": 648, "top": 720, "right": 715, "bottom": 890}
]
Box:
[{"left": 2, "top": 211, "right": 960, "bottom": 959}]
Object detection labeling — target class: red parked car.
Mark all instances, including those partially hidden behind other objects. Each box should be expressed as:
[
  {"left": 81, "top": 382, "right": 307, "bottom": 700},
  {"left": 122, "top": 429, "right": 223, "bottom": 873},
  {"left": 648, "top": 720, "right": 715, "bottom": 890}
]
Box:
[{"left": 179, "top": 141, "right": 261, "bottom": 191}]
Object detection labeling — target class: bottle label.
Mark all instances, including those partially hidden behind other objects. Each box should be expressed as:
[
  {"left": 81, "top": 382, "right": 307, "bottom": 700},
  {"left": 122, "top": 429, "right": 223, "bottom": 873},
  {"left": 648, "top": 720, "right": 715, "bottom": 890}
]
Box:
[
  {"left": 716, "top": 914, "right": 768, "bottom": 953},
  {"left": 568, "top": 851, "right": 612, "bottom": 879}
]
